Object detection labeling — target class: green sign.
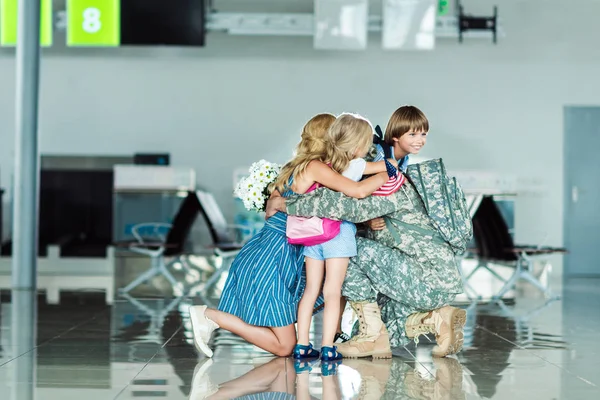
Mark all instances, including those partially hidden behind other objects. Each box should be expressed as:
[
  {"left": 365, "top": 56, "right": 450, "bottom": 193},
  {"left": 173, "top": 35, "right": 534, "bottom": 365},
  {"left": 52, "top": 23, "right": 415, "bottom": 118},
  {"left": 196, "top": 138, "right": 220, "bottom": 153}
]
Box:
[
  {"left": 438, "top": 0, "right": 449, "bottom": 16},
  {"left": 0, "top": 0, "right": 53, "bottom": 47},
  {"left": 67, "top": 0, "right": 120, "bottom": 46}
]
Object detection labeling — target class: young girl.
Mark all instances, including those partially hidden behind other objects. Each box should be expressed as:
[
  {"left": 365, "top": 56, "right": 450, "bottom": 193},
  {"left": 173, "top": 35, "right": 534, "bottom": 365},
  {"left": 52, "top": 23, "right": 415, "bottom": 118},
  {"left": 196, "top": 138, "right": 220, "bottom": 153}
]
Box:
[
  {"left": 188, "top": 113, "right": 391, "bottom": 358},
  {"left": 291, "top": 113, "right": 397, "bottom": 362}
]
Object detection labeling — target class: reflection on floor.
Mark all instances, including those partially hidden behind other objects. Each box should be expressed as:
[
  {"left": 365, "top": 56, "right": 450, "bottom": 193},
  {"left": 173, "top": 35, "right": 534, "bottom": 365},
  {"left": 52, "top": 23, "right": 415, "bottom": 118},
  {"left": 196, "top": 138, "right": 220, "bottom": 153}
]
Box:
[{"left": 0, "top": 279, "right": 599, "bottom": 399}]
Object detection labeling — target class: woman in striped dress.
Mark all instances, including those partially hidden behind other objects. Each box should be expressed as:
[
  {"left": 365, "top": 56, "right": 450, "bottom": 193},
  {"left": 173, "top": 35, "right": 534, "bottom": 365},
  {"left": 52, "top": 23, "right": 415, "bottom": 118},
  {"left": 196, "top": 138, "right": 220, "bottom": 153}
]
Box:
[{"left": 189, "top": 113, "right": 390, "bottom": 357}]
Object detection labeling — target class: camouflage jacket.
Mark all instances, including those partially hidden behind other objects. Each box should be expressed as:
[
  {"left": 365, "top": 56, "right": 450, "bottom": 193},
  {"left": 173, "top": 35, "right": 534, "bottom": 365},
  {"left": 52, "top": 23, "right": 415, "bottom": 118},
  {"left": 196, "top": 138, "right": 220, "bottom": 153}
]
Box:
[{"left": 285, "top": 177, "right": 463, "bottom": 293}]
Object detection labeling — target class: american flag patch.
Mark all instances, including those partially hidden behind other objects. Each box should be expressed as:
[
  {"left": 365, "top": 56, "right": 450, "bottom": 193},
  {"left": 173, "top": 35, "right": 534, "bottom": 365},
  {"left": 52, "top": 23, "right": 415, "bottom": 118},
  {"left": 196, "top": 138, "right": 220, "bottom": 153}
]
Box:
[{"left": 373, "top": 173, "right": 406, "bottom": 196}]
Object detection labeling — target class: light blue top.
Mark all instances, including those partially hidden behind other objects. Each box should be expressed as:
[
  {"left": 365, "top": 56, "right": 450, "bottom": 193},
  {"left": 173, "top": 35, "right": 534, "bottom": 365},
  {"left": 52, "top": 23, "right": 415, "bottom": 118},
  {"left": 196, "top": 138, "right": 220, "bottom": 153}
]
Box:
[{"left": 373, "top": 143, "right": 409, "bottom": 172}]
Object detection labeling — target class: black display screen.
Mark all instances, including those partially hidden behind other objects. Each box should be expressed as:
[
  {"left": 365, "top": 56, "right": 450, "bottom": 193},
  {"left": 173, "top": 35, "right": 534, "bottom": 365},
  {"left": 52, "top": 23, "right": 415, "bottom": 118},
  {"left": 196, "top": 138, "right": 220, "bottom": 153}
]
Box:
[{"left": 120, "top": 0, "right": 206, "bottom": 46}]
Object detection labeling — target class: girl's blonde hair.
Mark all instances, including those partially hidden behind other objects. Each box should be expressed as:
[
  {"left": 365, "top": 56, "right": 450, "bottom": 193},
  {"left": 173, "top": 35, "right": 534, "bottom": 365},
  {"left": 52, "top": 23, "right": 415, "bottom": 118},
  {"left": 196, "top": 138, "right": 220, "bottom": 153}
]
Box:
[
  {"left": 325, "top": 113, "right": 374, "bottom": 175},
  {"left": 272, "top": 113, "right": 336, "bottom": 193}
]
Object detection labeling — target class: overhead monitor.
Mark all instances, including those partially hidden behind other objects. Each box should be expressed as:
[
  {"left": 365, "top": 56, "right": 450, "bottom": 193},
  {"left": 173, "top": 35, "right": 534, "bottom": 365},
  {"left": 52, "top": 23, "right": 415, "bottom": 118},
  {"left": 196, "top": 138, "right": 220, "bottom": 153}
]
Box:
[
  {"left": 120, "top": 0, "right": 205, "bottom": 46},
  {"left": 314, "top": 0, "right": 369, "bottom": 50},
  {"left": 382, "top": 0, "right": 436, "bottom": 50}
]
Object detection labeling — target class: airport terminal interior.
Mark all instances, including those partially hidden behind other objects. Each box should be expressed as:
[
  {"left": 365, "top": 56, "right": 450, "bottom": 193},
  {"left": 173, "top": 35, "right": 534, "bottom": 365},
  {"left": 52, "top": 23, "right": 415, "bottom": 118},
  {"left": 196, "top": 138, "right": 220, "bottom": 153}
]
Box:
[{"left": 0, "top": 0, "right": 599, "bottom": 399}]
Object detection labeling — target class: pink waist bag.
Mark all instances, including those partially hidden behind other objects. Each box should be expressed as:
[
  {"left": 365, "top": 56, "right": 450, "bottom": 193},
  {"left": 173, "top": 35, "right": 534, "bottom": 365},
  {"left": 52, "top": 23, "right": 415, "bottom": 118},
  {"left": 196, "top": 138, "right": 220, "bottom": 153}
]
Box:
[{"left": 286, "top": 183, "right": 341, "bottom": 246}]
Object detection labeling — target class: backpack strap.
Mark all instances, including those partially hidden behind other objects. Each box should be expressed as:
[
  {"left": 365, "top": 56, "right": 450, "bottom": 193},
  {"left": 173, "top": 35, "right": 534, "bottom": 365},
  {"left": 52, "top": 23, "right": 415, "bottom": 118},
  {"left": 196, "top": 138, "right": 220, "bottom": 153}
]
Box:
[{"left": 374, "top": 125, "right": 393, "bottom": 160}]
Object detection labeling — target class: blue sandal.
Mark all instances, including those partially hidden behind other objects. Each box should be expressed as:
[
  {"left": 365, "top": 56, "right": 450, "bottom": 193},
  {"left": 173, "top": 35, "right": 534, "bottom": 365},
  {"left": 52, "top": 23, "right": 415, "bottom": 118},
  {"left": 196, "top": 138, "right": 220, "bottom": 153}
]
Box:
[
  {"left": 320, "top": 345, "right": 342, "bottom": 362},
  {"left": 321, "top": 359, "right": 342, "bottom": 376},
  {"left": 294, "top": 359, "right": 316, "bottom": 374},
  {"left": 293, "top": 343, "right": 320, "bottom": 359}
]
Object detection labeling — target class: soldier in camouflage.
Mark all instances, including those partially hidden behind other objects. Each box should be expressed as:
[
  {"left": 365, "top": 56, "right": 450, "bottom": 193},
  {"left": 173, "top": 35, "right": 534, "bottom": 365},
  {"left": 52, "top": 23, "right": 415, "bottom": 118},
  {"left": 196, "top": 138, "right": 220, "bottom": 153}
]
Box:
[
  {"left": 266, "top": 106, "right": 469, "bottom": 358},
  {"left": 343, "top": 357, "right": 467, "bottom": 400}
]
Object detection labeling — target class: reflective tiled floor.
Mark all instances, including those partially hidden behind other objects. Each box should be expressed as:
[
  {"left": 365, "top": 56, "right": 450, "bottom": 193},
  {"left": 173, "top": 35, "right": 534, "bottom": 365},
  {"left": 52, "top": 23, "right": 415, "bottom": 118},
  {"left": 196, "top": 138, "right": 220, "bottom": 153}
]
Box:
[{"left": 1, "top": 279, "right": 599, "bottom": 399}]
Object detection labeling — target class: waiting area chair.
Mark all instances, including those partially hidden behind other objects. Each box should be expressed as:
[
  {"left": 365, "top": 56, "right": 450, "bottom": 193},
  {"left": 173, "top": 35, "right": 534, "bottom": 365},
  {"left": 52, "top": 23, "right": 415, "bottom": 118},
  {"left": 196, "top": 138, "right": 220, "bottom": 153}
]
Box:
[
  {"left": 118, "top": 190, "right": 260, "bottom": 298},
  {"left": 118, "top": 191, "right": 201, "bottom": 295},
  {"left": 464, "top": 196, "right": 566, "bottom": 300}
]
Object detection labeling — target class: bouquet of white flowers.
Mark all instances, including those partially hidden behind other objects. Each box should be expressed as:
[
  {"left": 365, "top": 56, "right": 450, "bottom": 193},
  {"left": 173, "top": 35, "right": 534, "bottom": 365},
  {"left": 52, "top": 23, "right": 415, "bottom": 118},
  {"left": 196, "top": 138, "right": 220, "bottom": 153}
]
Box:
[{"left": 234, "top": 160, "right": 282, "bottom": 213}]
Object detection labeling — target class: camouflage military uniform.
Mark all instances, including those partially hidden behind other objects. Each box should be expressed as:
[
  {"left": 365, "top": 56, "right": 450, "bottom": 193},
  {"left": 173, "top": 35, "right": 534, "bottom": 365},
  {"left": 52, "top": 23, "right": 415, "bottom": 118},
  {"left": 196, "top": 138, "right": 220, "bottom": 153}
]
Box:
[
  {"left": 344, "top": 358, "right": 466, "bottom": 400},
  {"left": 285, "top": 179, "right": 463, "bottom": 348}
]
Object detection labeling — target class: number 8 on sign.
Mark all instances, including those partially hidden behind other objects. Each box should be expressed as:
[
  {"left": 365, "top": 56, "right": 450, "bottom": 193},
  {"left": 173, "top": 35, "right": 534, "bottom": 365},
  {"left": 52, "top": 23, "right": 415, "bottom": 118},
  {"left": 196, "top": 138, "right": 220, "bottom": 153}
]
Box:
[
  {"left": 67, "top": 0, "right": 120, "bottom": 47},
  {"left": 83, "top": 7, "right": 101, "bottom": 33}
]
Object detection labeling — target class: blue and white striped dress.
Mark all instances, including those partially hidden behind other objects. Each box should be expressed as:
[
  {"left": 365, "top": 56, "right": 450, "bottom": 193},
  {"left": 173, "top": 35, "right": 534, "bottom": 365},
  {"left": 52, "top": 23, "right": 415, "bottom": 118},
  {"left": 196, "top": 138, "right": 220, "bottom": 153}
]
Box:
[
  {"left": 218, "top": 188, "right": 323, "bottom": 327},
  {"left": 235, "top": 393, "right": 295, "bottom": 400}
]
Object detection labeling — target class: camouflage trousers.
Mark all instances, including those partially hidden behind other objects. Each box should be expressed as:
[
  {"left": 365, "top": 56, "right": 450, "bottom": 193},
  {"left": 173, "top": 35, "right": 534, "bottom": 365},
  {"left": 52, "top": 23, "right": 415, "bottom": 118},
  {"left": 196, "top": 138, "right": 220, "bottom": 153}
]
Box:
[
  {"left": 382, "top": 358, "right": 466, "bottom": 399},
  {"left": 342, "top": 237, "right": 457, "bottom": 348}
]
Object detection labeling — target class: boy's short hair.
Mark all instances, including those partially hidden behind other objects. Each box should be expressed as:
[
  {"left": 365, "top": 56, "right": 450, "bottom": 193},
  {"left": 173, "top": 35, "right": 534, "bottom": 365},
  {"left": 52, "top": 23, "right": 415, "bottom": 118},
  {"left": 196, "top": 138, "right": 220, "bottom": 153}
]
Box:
[{"left": 384, "top": 105, "right": 429, "bottom": 145}]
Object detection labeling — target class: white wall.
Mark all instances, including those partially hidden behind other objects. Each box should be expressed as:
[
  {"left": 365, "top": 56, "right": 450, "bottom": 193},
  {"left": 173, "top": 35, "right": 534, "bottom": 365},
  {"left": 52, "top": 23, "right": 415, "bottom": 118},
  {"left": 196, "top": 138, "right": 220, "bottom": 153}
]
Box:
[{"left": 1, "top": 1, "right": 599, "bottom": 272}]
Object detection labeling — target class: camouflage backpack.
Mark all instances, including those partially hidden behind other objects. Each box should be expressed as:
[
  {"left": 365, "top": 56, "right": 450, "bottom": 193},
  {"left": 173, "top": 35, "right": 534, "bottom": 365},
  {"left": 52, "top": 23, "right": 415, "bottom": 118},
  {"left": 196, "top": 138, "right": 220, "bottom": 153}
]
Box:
[{"left": 405, "top": 159, "right": 473, "bottom": 255}]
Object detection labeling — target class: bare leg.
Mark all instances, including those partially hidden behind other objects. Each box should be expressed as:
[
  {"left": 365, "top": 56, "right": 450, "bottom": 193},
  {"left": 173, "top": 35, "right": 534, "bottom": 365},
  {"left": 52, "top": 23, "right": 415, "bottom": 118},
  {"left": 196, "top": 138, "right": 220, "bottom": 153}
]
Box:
[
  {"left": 205, "top": 308, "right": 297, "bottom": 357},
  {"left": 337, "top": 297, "right": 347, "bottom": 334},
  {"left": 296, "top": 371, "right": 311, "bottom": 400},
  {"left": 322, "top": 258, "right": 349, "bottom": 348},
  {"left": 297, "top": 257, "right": 325, "bottom": 347},
  {"left": 206, "top": 358, "right": 293, "bottom": 400},
  {"left": 321, "top": 375, "right": 342, "bottom": 400},
  {"left": 269, "top": 358, "right": 296, "bottom": 394}
]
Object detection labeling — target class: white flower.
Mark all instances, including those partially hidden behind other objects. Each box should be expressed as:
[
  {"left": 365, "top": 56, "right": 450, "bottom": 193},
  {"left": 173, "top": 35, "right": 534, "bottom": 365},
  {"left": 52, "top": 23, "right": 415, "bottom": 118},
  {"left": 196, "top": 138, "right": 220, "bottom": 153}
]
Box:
[{"left": 234, "top": 159, "right": 281, "bottom": 212}]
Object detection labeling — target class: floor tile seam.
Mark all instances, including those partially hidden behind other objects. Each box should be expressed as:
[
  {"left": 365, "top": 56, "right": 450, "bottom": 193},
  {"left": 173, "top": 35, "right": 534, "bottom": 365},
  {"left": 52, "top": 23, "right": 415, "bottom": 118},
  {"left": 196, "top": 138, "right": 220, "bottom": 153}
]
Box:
[
  {"left": 0, "top": 308, "right": 110, "bottom": 368},
  {"left": 476, "top": 324, "right": 598, "bottom": 388},
  {"left": 399, "top": 345, "right": 436, "bottom": 380},
  {"left": 112, "top": 325, "right": 183, "bottom": 399}
]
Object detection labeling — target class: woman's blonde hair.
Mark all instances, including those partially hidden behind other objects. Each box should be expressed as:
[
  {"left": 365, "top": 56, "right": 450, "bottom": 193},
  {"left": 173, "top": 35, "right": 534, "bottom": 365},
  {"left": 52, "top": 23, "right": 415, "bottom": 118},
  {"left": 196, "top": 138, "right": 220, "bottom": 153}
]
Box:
[
  {"left": 325, "top": 113, "right": 374, "bottom": 175},
  {"left": 272, "top": 113, "right": 336, "bottom": 193}
]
